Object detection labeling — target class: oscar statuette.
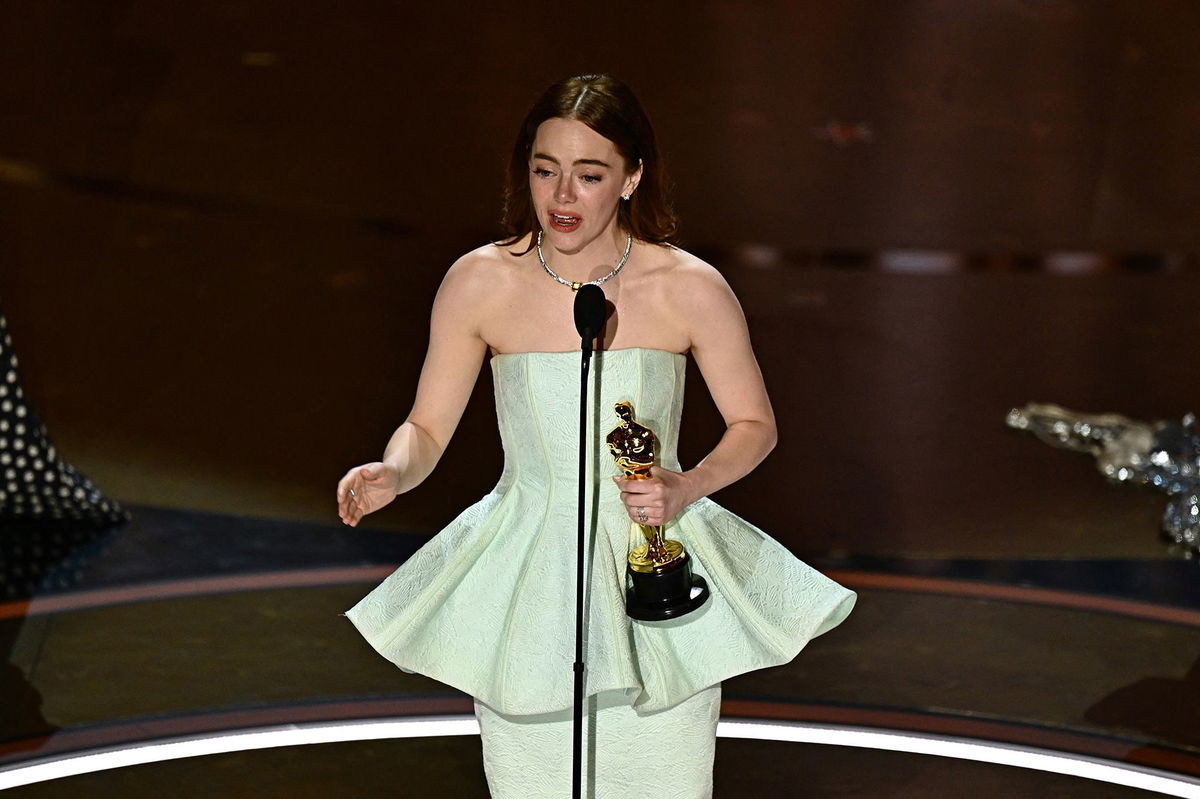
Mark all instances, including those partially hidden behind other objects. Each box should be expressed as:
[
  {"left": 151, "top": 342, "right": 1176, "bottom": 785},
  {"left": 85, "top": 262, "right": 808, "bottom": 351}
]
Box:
[{"left": 607, "top": 401, "right": 710, "bottom": 621}]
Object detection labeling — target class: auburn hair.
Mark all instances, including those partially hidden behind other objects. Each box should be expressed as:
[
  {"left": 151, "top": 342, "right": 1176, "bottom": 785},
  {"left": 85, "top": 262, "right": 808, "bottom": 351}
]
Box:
[{"left": 500, "top": 74, "right": 679, "bottom": 252}]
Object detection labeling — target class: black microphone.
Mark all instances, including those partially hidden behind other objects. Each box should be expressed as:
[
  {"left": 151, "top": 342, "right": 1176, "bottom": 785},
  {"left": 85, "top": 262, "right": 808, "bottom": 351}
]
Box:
[
  {"left": 569, "top": 280, "right": 605, "bottom": 798},
  {"left": 573, "top": 284, "right": 606, "bottom": 356}
]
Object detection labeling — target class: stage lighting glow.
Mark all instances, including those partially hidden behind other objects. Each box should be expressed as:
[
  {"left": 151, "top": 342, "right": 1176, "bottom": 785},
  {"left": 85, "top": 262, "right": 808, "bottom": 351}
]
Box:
[
  {"left": 718, "top": 721, "right": 1200, "bottom": 798},
  {"left": 0, "top": 717, "right": 480, "bottom": 791},
  {"left": 2, "top": 717, "right": 1199, "bottom": 797}
]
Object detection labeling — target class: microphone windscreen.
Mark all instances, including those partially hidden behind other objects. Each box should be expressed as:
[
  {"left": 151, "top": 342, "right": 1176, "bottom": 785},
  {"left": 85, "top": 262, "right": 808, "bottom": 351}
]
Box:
[{"left": 573, "top": 284, "right": 607, "bottom": 339}]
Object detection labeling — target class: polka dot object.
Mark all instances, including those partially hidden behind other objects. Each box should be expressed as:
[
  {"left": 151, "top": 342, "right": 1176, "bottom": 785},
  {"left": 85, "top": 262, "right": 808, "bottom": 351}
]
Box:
[{"left": 0, "top": 307, "right": 128, "bottom": 530}]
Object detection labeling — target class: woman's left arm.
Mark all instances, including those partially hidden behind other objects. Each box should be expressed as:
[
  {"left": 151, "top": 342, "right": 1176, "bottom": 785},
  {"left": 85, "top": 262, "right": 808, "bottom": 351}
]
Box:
[{"left": 613, "top": 261, "right": 776, "bottom": 525}]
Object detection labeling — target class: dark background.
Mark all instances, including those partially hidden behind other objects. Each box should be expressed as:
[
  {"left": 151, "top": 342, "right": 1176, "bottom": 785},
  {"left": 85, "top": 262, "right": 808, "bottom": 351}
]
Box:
[{"left": 2, "top": 0, "right": 1197, "bottom": 558}]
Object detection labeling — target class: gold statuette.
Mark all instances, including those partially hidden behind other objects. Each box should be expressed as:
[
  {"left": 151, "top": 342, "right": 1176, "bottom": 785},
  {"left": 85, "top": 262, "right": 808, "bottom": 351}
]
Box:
[
  {"left": 607, "top": 400, "right": 709, "bottom": 620},
  {"left": 606, "top": 401, "right": 686, "bottom": 571}
]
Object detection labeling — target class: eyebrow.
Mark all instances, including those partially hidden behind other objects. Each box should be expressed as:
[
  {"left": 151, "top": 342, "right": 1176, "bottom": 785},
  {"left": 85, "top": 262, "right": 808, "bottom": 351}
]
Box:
[{"left": 531, "top": 152, "right": 612, "bottom": 169}]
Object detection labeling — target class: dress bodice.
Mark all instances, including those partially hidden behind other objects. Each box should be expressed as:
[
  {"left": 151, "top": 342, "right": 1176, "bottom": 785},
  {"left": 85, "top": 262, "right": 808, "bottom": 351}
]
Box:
[{"left": 491, "top": 348, "right": 686, "bottom": 489}]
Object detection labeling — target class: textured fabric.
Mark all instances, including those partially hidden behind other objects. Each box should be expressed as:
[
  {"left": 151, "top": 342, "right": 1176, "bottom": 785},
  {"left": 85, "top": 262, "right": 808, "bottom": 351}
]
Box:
[
  {"left": 346, "top": 347, "right": 856, "bottom": 715},
  {"left": 0, "top": 303, "right": 128, "bottom": 529},
  {"left": 476, "top": 685, "right": 721, "bottom": 799}
]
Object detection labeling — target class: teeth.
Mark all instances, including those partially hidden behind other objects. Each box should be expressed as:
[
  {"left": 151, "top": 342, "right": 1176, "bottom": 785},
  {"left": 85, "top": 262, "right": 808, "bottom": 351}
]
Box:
[{"left": 552, "top": 213, "right": 578, "bottom": 222}]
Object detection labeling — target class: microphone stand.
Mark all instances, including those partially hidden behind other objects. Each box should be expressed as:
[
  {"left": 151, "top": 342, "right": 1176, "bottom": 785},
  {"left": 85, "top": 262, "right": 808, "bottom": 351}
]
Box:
[
  {"left": 572, "top": 337, "right": 590, "bottom": 799},
  {"left": 571, "top": 284, "right": 605, "bottom": 799}
]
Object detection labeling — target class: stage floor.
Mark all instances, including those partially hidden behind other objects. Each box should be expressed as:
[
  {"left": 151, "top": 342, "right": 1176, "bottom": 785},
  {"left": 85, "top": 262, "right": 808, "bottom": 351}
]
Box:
[{"left": 3, "top": 506, "right": 1200, "bottom": 796}]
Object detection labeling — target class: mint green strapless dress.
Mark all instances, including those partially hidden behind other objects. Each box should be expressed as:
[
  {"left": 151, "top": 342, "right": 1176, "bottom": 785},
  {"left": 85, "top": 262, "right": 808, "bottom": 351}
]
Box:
[{"left": 346, "top": 348, "right": 856, "bottom": 798}]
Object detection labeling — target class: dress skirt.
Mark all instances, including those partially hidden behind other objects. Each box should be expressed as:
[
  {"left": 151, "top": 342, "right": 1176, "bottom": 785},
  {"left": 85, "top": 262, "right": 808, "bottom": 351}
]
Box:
[
  {"left": 475, "top": 685, "right": 722, "bottom": 799},
  {"left": 346, "top": 349, "right": 856, "bottom": 796}
]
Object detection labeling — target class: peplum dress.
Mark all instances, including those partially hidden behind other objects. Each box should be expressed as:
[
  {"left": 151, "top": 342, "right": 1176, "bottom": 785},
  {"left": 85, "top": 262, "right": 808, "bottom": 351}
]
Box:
[{"left": 346, "top": 347, "right": 856, "bottom": 798}]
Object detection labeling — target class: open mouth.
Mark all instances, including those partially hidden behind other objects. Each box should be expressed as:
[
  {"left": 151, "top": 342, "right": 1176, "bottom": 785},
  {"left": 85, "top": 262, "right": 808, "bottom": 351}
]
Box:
[{"left": 548, "top": 212, "right": 581, "bottom": 232}]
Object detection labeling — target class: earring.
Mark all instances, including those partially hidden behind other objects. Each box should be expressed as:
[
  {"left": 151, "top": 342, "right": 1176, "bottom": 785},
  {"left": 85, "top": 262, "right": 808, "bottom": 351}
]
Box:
[{"left": 621, "top": 193, "right": 631, "bottom": 201}]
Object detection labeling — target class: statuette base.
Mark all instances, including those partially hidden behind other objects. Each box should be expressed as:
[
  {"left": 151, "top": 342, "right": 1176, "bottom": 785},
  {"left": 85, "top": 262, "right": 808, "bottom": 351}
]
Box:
[{"left": 625, "top": 552, "right": 710, "bottom": 621}]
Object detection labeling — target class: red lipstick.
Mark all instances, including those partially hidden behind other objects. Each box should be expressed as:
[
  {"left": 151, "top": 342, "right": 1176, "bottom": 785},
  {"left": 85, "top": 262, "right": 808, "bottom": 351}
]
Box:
[{"left": 548, "top": 210, "right": 582, "bottom": 233}]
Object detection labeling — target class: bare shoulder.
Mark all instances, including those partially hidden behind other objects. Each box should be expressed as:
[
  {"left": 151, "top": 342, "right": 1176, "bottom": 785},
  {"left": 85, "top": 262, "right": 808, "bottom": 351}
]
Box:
[
  {"left": 650, "top": 245, "right": 739, "bottom": 311},
  {"left": 642, "top": 245, "right": 748, "bottom": 353},
  {"left": 438, "top": 239, "right": 527, "bottom": 302},
  {"left": 444, "top": 240, "right": 521, "bottom": 282}
]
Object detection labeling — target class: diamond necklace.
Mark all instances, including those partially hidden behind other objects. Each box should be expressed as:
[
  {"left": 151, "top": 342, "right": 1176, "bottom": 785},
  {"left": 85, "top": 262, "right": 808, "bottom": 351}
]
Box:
[{"left": 536, "top": 230, "right": 633, "bottom": 292}]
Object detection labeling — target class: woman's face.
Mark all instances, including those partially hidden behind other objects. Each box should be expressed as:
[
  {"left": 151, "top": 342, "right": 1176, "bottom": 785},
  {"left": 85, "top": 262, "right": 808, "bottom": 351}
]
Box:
[{"left": 529, "top": 117, "right": 642, "bottom": 256}]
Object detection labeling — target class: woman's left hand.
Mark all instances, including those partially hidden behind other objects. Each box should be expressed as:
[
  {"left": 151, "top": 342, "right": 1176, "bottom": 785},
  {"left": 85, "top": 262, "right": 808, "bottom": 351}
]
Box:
[{"left": 612, "top": 467, "right": 696, "bottom": 527}]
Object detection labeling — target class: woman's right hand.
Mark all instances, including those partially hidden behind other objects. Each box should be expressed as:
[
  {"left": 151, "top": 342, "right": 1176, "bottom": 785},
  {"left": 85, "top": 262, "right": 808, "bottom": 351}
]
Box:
[{"left": 337, "top": 462, "right": 400, "bottom": 527}]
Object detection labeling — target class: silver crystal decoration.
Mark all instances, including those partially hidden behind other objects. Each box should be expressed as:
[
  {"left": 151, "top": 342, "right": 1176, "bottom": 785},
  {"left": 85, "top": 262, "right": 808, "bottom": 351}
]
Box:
[{"left": 1007, "top": 405, "right": 1200, "bottom": 554}]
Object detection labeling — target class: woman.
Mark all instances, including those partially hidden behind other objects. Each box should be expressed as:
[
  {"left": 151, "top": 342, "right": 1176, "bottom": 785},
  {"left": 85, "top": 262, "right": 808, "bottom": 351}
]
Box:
[{"left": 337, "top": 74, "right": 855, "bottom": 798}]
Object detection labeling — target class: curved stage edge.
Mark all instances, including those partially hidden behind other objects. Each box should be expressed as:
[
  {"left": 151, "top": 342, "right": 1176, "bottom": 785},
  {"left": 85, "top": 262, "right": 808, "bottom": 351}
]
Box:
[
  {"left": 3, "top": 709, "right": 1200, "bottom": 796},
  {"left": 5, "top": 565, "right": 1200, "bottom": 795}
]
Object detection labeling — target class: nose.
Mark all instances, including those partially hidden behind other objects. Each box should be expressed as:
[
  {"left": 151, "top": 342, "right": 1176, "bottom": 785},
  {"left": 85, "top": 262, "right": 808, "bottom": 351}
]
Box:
[{"left": 554, "top": 174, "right": 575, "bottom": 203}]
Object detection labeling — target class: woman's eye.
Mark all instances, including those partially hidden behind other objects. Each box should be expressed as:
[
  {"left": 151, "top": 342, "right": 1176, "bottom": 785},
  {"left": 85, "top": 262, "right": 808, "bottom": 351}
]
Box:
[
  {"left": 580, "top": 175, "right": 602, "bottom": 184},
  {"left": 532, "top": 167, "right": 553, "bottom": 178}
]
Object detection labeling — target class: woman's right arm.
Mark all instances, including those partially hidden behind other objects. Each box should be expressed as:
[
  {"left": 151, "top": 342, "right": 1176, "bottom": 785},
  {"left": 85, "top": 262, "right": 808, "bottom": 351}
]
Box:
[{"left": 337, "top": 255, "right": 492, "bottom": 527}]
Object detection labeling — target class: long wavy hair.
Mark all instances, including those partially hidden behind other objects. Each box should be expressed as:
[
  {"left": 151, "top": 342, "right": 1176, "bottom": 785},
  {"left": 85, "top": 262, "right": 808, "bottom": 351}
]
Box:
[{"left": 500, "top": 74, "right": 679, "bottom": 253}]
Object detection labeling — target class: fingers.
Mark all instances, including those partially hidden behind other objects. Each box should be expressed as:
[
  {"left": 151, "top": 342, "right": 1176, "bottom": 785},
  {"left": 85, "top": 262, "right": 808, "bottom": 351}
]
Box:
[
  {"left": 337, "top": 463, "right": 395, "bottom": 527},
  {"left": 611, "top": 470, "right": 689, "bottom": 526},
  {"left": 337, "top": 467, "right": 370, "bottom": 527},
  {"left": 627, "top": 500, "right": 664, "bottom": 526},
  {"left": 631, "top": 504, "right": 658, "bottom": 525},
  {"left": 338, "top": 484, "right": 361, "bottom": 527},
  {"left": 612, "top": 476, "right": 666, "bottom": 525}
]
